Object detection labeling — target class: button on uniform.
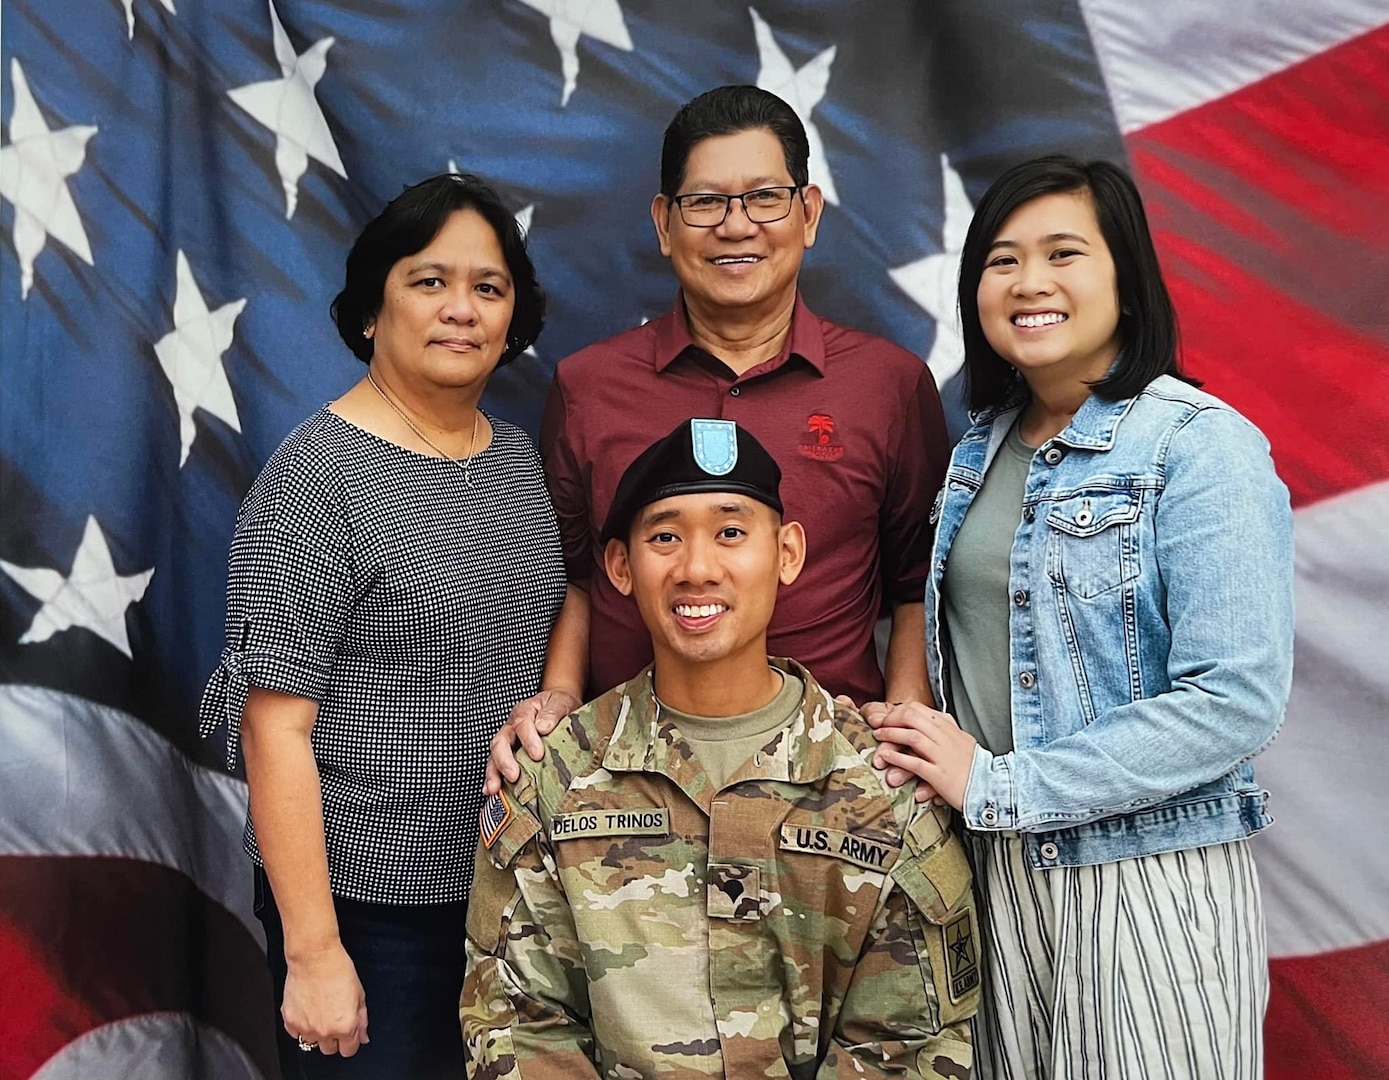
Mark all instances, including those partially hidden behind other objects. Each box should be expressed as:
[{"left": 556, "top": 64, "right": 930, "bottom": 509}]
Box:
[{"left": 729, "top": 386, "right": 741, "bottom": 396}]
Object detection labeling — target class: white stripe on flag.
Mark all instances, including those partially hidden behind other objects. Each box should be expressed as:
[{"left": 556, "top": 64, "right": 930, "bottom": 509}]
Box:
[
  {"left": 30, "top": 1013, "right": 264, "bottom": 1080},
  {"left": 0, "top": 683, "right": 259, "bottom": 943},
  {"left": 1078, "top": 0, "right": 1388, "bottom": 132},
  {"left": 1254, "top": 479, "right": 1389, "bottom": 957}
]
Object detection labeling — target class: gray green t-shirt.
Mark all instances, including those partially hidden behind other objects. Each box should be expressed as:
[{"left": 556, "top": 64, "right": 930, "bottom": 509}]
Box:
[
  {"left": 660, "top": 671, "right": 805, "bottom": 790},
  {"left": 940, "top": 420, "right": 1034, "bottom": 754}
]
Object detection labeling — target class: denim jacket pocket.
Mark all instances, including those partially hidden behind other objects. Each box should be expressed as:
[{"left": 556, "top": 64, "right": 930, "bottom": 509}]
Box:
[{"left": 1045, "top": 492, "right": 1142, "bottom": 599}]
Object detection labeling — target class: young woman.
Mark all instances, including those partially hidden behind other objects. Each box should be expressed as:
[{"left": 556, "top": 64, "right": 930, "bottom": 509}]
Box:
[
  {"left": 869, "top": 156, "right": 1293, "bottom": 1079},
  {"left": 199, "top": 173, "right": 573, "bottom": 1078}
]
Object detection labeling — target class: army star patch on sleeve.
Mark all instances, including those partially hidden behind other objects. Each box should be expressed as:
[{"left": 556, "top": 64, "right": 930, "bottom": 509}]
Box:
[
  {"left": 479, "top": 791, "right": 514, "bottom": 849},
  {"left": 943, "top": 909, "right": 980, "bottom": 1002}
]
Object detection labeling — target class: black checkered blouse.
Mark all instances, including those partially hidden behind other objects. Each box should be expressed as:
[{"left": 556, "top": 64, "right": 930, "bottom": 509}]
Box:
[{"left": 199, "top": 408, "right": 566, "bottom": 904}]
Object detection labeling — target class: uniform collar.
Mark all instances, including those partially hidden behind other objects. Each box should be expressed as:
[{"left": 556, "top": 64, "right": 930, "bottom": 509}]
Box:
[
  {"left": 652, "top": 292, "right": 827, "bottom": 376},
  {"left": 601, "top": 657, "right": 844, "bottom": 812}
]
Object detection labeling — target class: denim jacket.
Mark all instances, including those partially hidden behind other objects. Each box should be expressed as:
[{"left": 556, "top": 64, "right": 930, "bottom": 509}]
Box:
[{"left": 926, "top": 375, "right": 1294, "bottom": 867}]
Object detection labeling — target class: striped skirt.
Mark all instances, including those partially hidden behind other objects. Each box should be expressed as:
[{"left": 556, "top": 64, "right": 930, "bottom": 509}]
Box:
[{"left": 967, "top": 832, "right": 1267, "bottom": 1080}]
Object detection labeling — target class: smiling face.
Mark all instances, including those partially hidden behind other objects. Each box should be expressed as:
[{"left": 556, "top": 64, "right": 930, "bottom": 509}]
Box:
[
  {"left": 604, "top": 493, "right": 805, "bottom": 674},
  {"left": 365, "top": 208, "right": 515, "bottom": 392},
  {"left": 976, "top": 190, "right": 1123, "bottom": 391},
  {"left": 651, "top": 127, "right": 823, "bottom": 319}
]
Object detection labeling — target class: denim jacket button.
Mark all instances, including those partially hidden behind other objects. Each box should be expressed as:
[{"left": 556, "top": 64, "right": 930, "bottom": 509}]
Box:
[
  {"left": 981, "top": 807, "right": 999, "bottom": 826},
  {"left": 1013, "top": 589, "right": 1028, "bottom": 606},
  {"left": 1040, "top": 841, "right": 1059, "bottom": 861},
  {"left": 1023, "top": 505, "right": 1036, "bottom": 523},
  {"left": 1019, "top": 671, "right": 1036, "bottom": 689},
  {"left": 1043, "top": 446, "right": 1064, "bottom": 465}
]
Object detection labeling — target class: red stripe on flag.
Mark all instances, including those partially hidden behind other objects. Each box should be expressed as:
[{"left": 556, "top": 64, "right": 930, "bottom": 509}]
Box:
[
  {"left": 1125, "top": 24, "right": 1389, "bottom": 508},
  {"left": 1136, "top": 226, "right": 1386, "bottom": 506},
  {"left": 0, "top": 912, "right": 99, "bottom": 1080},
  {"left": 1268, "top": 938, "right": 1389, "bottom": 1080},
  {"left": 0, "top": 855, "right": 278, "bottom": 1080}
]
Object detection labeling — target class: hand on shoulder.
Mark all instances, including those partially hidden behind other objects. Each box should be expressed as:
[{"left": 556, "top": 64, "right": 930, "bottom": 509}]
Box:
[
  {"left": 484, "top": 689, "right": 582, "bottom": 795},
  {"left": 863, "top": 699, "right": 974, "bottom": 809}
]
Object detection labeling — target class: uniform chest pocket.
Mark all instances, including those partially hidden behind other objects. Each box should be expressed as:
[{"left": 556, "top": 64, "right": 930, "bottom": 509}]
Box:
[{"left": 1045, "top": 492, "right": 1142, "bottom": 599}]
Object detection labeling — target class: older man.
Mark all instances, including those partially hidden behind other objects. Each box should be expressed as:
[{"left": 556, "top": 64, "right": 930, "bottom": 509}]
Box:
[{"left": 494, "top": 85, "right": 948, "bottom": 785}]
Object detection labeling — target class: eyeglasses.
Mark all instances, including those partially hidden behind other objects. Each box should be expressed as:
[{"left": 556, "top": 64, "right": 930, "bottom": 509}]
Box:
[{"left": 671, "top": 186, "right": 801, "bottom": 227}]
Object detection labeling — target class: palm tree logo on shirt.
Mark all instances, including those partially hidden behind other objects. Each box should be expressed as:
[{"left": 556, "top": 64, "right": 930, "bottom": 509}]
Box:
[{"left": 799, "top": 412, "right": 845, "bottom": 461}]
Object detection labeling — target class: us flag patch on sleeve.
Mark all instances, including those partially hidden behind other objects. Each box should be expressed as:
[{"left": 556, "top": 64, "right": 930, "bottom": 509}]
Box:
[{"left": 479, "top": 791, "right": 514, "bottom": 849}]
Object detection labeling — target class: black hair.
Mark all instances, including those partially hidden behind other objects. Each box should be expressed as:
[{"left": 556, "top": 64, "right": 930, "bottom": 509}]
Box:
[
  {"left": 331, "top": 173, "right": 544, "bottom": 366},
  {"left": 957, "top": 154, "right": 1196, "bottom": 413},
  {"left": 659, "top": 85, "right": 810, "bottom": 197}
]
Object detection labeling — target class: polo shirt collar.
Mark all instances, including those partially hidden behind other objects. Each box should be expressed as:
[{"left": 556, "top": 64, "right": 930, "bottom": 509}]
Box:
[{"left": 652, "top": 291, "right": 827, "bottom": 376}]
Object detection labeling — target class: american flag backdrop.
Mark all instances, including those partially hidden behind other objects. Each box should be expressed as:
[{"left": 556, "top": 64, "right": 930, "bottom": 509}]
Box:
[{"left": 1, "top": 1, "right": 1386, "bottom": 1077}]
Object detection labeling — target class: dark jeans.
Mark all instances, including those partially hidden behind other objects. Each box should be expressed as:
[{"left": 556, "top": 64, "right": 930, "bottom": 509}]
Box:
[{"left": 254, "top": 865, "right": 469, "bottom": 1080}]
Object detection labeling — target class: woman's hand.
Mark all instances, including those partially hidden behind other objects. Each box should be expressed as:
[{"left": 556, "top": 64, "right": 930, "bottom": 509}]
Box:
[
  {"left": 242, "top": 687, "right": 366, "bottom": 1053},
  {"left": 282, "top": 941, "right": 369, "bottom": 1057},
  {"left": 866, "top": 701, "right": 977, "bottom": 811},
  {"left": 483, "top": 690, "right": 582, "bottom": 795},
  {"left": 851, "top": 698, "right": 943, "bottom": 804}
]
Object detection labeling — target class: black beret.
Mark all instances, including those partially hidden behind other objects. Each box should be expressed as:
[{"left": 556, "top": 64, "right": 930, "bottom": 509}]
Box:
[{"left": 601, "top": 419, "right": 784, "bottom": 542}]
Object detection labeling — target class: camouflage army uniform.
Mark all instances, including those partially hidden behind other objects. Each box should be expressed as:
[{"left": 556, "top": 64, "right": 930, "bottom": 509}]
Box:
[{"left": 460, "top": 658, "right": 979, "bottom": 1079}]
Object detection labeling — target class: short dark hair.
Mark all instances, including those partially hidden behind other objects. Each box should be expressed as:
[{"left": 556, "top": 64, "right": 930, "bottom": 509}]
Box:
[
  {"left": 331, "top": 173, "right": 544, "bottom": 366},
  {"left": 957, "top": 154, "right": 1196, "bottom": 413},
  {"left": 660, "top": 85, "right": 810, "bottom": 197}
]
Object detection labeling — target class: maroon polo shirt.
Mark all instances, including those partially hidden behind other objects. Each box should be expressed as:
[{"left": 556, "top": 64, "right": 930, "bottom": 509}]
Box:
[{"left": 541, "top": 293, "right": 949, "bottom": 704}]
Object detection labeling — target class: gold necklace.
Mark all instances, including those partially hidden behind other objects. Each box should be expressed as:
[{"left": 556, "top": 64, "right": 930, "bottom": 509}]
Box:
[{"left": 366, "top": 370, "right": 480, "bottom": 488}]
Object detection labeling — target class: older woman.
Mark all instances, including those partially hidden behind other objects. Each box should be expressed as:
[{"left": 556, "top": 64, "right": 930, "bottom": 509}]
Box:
[
  {"left": 869, "top": 156, "right": 1293, "bottom": 1079},
  {"left": 200, "top": 173, "right": 571, "bottom": 1078}
]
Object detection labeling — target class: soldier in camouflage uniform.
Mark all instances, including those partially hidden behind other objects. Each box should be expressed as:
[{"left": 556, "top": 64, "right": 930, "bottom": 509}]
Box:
[{"left": 461, "top": 420, "right": 978, "bottom": 1079}]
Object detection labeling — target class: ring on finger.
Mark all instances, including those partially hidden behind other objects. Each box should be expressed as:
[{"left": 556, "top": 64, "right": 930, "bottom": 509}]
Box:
[{"left": 297, "top": 1036, "right": 317, "bottom": 1052}]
